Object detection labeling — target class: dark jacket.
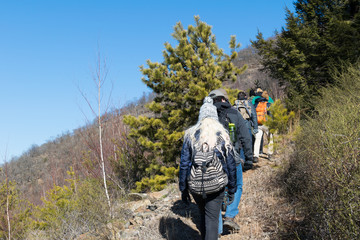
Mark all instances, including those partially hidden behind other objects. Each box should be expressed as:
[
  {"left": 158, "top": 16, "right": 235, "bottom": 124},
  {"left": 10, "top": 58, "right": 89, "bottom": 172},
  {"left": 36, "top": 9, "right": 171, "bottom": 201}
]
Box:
[
  {"left": 179, "top": 137, "right": 237, "bottom": 194},
  {"left": 214, "top": 101, "right": 253, "bottom": 163}
]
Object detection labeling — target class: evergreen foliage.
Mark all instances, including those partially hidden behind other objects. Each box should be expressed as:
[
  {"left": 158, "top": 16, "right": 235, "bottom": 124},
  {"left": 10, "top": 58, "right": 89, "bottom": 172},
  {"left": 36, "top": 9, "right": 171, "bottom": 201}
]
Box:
[
  {"left": 32, "top": 168, "right": 110, "bottom": 239},
  {"left": 266, "top": 99, "right": 295, "bottom": 134},
  {"left": 133, "top": 164, "right": 179, "bottom": 193},
  {"left": 124, "top": 16, "right": 247, "bottom": 166},
  {"left": 109, "top": 136, "right": 151, "bottom": 191},
  {"left": 0, "top": 180, "right": 31, "bottom": 239},
  {"left": 285, "top": 62, "right": 360, "bottom": 239},
  {"left": 252, "top": 0, "right": 360, "bottom": 111}
]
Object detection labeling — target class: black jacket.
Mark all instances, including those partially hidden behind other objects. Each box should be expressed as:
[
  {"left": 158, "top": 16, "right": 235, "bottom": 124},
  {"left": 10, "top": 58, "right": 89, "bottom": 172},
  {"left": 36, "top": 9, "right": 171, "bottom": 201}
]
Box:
[{"left": 214, "top": 101, "right": 253, "bottom": 163}]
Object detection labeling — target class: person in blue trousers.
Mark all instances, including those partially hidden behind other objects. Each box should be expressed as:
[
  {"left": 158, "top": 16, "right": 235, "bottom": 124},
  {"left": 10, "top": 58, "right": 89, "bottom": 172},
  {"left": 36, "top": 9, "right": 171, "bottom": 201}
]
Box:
[
  {"left": 218, "top": 160, "right": 243, "bottom": 233},
  {"left": 208, "top": 89, "right": 253, "bottom": 233}
]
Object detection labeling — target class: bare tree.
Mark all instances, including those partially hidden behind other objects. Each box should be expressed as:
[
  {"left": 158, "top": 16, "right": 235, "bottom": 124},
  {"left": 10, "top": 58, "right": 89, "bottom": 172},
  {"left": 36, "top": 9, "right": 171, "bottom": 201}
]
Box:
[
  {"left": 79, "top": 51, "right": 112, "bottom": 217},
  {"left": 1, "top": 146, "right": 11, "bottom": 240},
  {"left": 5, "top": 164, "right": 11, "bottom": 240}
]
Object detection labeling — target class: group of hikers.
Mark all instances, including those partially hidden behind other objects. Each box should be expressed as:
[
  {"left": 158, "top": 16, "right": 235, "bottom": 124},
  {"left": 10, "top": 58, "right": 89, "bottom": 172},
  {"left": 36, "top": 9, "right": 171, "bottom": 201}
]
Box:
[{"left": 179, "top": 87, "right": 274, "bottom": 240}]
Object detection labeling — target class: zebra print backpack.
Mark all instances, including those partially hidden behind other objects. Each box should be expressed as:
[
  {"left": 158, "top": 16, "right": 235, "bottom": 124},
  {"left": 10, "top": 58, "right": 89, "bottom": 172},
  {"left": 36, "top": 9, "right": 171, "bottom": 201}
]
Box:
[{"left": 187, "top": 137, "right": 228, "bottom": 198}]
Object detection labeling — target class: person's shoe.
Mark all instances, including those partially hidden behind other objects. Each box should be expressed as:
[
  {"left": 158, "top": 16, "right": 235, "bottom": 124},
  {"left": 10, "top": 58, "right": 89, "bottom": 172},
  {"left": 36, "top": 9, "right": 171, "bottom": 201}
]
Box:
[
  {"left": 259, "top": 153, "right": 267, "bottom": 158},
  {"left": 223, "top": 217, "right": 240, "bottom": 231},
  {"left": 268, "top": 154, "right": 272, "bottom": 161},
  {"left": 243, "top": 161, "right": 253, "bottom": 171},
  {"left": 253, "top": 157, "right": 259, "bottom": 163}
]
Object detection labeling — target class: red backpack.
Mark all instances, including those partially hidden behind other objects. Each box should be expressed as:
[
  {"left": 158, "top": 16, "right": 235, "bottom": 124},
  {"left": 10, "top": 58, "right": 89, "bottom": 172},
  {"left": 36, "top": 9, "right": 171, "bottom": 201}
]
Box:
[{"left": 256, "top": 101, "right": 268, "bottom": 125}]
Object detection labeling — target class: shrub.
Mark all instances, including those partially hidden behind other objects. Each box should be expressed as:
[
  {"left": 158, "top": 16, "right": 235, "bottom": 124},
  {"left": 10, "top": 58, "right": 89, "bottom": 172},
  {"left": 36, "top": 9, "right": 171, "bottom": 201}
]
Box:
[
  {"left": 0, "top": 180, "right": 32, "bottom": 239},
  {"left": 266, "top": 99, "right": 295, "bottom": 135},
  {"left": 285, "top": 62, "right": 360, "bottom": 239},
  {"left": 31, "top": 168, "right": 111, "bottom": 239},
  {"left": 133, "top": 164, "right": 179, "bottom": 193}
]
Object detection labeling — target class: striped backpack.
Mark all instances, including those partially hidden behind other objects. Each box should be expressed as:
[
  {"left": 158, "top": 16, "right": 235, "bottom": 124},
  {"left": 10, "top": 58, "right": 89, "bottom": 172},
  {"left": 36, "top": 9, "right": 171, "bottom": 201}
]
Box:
[{"left": 187, "top": 136, "right": 228, "bottom": 198}]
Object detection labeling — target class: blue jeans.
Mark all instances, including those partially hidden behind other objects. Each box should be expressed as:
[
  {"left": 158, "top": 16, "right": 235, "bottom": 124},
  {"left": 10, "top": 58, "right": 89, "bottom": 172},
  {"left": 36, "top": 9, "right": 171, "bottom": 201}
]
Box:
[{"left": 218, "top": 163, "right": 243, "bottom": 234}]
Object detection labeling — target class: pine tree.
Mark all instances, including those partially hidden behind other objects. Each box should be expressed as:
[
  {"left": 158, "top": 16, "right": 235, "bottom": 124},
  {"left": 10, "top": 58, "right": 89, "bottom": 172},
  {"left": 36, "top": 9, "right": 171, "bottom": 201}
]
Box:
[
  {"left": 252, "top": 0, "right": 360, "bottom": 111},
  {"left": 124, "top": 16, "right": 247, "bottom": 166}
]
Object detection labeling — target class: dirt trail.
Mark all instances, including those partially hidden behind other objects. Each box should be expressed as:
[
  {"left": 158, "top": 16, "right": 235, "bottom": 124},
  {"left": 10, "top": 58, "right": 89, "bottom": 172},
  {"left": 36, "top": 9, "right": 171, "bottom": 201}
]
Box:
[
  {"left": 219, "top": 152, "right": 296, "bottom": 239},
  {"left": 123, "top": 146, "right": 298, "bottom": 240}
]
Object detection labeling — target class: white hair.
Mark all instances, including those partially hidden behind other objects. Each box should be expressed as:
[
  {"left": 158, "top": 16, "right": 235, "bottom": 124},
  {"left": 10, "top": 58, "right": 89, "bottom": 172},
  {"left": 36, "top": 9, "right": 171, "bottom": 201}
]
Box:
[{"left": 185, "top": 118, "right": 231, "bottom": 149}]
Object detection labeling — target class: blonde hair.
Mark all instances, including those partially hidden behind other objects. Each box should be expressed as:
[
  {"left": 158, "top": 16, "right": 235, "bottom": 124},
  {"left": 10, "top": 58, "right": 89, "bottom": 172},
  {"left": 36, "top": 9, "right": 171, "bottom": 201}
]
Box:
[
  {"left": 185, "top": 118, "right": 231, "bottom": 149},
  {"left": 261, "top": 91, "right": 269, "bottom": 100}
]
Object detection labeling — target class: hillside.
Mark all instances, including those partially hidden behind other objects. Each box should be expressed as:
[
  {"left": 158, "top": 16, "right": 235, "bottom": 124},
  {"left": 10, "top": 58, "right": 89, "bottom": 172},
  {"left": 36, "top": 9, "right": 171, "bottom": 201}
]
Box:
[
  {"left": 3, "top": 92, "right": 155, "bottom": 204},
  {"left": 2, "top": 46, "right": 276, "bottom": 205}
]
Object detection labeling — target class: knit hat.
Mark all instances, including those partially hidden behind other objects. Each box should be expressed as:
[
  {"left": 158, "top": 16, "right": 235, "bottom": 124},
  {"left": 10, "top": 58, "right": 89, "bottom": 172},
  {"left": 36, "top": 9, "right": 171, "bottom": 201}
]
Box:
[{"left": 198, "top": 96, "right": 218, "bottom": 121}]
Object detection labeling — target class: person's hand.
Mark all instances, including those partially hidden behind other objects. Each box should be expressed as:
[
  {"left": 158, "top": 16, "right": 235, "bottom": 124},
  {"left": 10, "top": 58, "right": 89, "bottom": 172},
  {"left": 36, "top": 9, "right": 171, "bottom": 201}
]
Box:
[
  {"left": 181, "top": 190, "right": 191, "bottom": 204},
  {"left": 227, "top": 193, "right": 235, "bottom": 205}
]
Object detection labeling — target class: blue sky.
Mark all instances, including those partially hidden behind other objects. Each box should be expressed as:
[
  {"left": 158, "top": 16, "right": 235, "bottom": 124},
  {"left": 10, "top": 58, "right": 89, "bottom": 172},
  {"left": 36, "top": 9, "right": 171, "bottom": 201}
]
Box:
[{"left": 0, "top": 0, "right": 294, "bottom": 162}]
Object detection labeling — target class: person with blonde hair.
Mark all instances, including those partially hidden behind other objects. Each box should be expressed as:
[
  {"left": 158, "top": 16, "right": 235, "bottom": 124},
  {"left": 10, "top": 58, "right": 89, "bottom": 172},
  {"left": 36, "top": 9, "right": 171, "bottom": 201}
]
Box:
[{"left": 179, "top": 96, "right": 237, "bottom": 240}]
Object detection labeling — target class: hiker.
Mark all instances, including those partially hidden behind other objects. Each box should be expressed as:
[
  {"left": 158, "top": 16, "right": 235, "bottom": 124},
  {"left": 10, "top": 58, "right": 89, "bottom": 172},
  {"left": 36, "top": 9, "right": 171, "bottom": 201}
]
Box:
[
  {"left": 208, "top": 88, "right": 253, "bottom": 233},
  {"left": 248, "top": 88, "right": 256, "bottom": 101},
  {"left": 234, "top": 90, "right": 259, "bottom": 162},
  {"left": 252, "top": 89, "right": 274, "bottom": 162},
  {"left": 179, "top": 96, "right": 237, "bottom": 240}
]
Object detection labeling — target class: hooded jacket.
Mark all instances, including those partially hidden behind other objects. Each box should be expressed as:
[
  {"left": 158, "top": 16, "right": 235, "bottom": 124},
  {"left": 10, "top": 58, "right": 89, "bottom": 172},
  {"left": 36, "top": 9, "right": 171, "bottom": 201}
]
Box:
[{"left": 214, "top": 101, "right": 253, "bottom": 163}]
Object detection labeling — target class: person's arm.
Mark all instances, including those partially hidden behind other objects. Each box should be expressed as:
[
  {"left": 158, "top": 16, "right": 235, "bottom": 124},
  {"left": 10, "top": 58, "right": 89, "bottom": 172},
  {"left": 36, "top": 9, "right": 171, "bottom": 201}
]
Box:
[
  {"left": 268, "top": 96, "right": 274, "bottom": 104},
  {"left": 252, "top": 96, "right": 260, "bottom": 105},
  {"left": 267, "top": 102, "right": 273, "bottom": 118},
  {"left": 249, "top": 101, "right": 258, "bottom": 131},
  {"left": 235, "top": 112, "right": 253, "bottom": 162},
  {"left": 225, "top": 145, "right": 237, "bottom": 194},
  {"left": 179, "top": 138, "right": 192, "bottom": 192}
]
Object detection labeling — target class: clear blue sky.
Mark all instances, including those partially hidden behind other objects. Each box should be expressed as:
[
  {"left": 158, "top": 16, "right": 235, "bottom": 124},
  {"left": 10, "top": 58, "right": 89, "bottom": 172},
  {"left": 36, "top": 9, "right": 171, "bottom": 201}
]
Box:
[{"left": 0, "top": 0, "right": 294, "bottom": 162}]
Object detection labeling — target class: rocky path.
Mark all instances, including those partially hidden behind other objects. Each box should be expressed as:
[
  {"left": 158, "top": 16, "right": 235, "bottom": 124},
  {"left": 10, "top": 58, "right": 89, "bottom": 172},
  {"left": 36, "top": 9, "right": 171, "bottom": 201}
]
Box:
[{"left": 117, "top": 149, "right": 298, "bottom": 240}]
